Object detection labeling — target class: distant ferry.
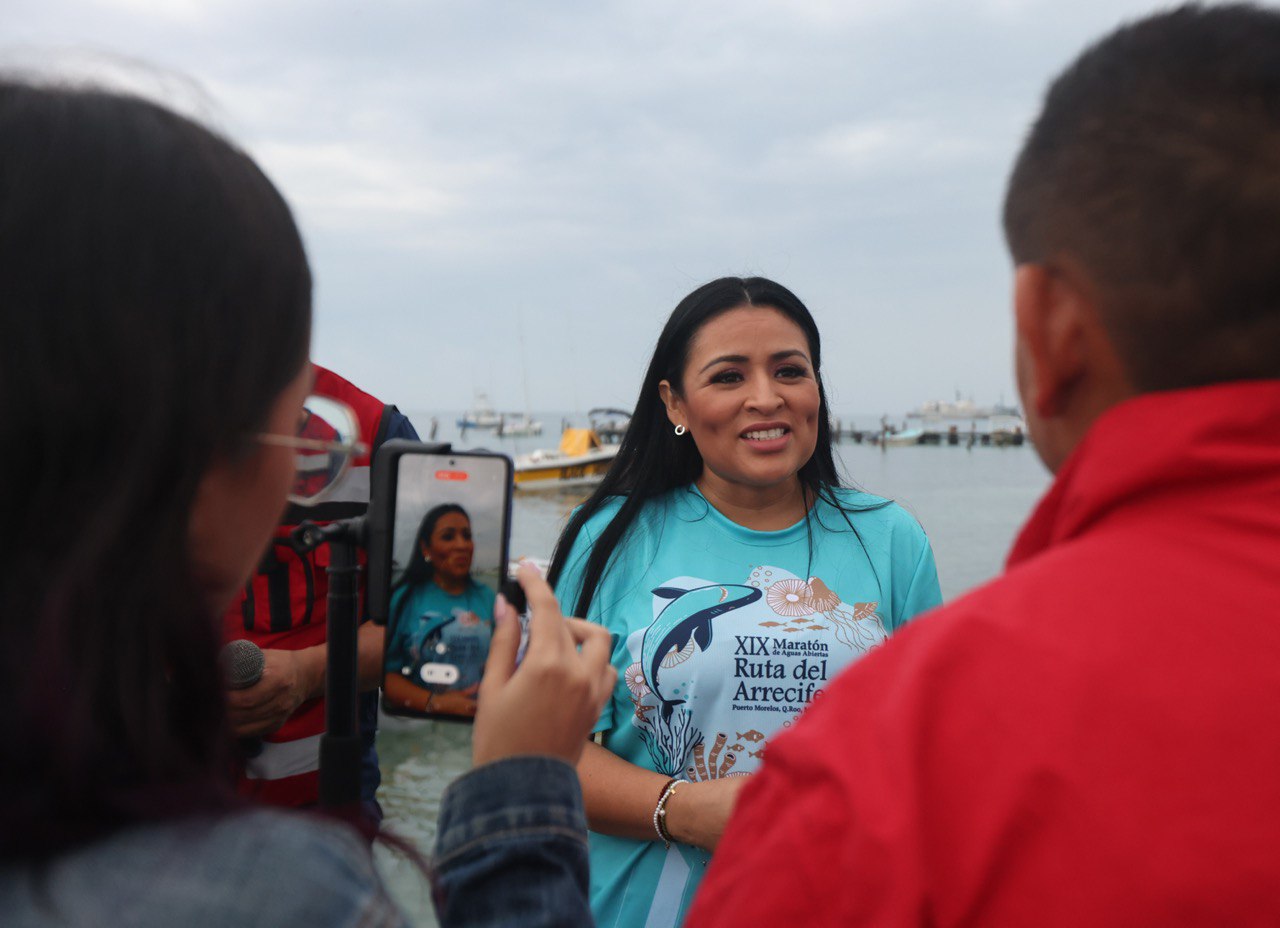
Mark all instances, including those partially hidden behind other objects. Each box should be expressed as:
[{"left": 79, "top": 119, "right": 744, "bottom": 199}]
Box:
[{"left": 907, "top": 398, "right": 1020, "bottom": 420}]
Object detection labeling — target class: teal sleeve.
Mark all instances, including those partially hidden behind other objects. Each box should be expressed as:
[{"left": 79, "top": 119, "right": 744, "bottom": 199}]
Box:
[{"left": 895, "top": 536, "right": 943, "bottom": 628}]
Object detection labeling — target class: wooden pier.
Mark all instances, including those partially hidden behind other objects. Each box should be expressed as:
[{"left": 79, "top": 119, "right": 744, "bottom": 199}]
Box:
[{"left": 832, "top": 421, "right": 1028, "bottom": 448}]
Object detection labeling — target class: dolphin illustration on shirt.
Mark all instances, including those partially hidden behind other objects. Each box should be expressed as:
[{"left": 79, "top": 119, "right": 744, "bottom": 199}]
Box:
[{"left": 642, "top": 583, "right": 762, "bottom": 720}]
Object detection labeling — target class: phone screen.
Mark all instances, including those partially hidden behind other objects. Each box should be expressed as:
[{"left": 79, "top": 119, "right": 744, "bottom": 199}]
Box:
[{"left": 379, "top": 450, "right": 512, "bottom": 720}]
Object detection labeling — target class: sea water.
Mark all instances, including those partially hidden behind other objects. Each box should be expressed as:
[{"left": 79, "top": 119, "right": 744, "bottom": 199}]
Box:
[{"left": 373, "top": 416, "right": 1052, "bottom": 924}]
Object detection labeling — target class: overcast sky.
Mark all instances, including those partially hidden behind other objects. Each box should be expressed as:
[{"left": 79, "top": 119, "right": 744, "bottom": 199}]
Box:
[{"left": 3, "top": 0, "right": 1215, "bottom": 419}]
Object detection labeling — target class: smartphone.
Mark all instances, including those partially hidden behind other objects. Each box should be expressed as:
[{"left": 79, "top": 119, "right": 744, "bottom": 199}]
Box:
[{"left": 367, "top": 440, "right": 514, "bottom": 721}]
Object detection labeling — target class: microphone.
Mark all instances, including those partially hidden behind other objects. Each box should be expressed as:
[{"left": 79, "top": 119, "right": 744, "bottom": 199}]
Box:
[
  {"left": 221, "top": 638, "right": 265, "bottom": 689},
  {"left": 221, "top": 639, "right": 266, "bottom": 758}
]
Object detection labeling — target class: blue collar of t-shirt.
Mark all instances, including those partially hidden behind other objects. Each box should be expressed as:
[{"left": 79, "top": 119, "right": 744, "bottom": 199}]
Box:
[{"left": 675, "top": 483, "right": 815, "bottom": 548}]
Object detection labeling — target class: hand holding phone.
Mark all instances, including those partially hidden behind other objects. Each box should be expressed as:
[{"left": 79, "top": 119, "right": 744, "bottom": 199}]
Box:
[{"left": 472, "top": 564, "right": 616, "bottom": 767}]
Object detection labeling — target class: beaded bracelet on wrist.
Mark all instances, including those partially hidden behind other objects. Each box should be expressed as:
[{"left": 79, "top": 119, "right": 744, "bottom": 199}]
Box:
[{"left": 653, "top": 778, "right": 687, "bottom": 849}]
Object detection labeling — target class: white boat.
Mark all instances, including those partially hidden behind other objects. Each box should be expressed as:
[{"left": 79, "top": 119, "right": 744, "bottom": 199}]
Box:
[
  {"left": 457, "top": 394, "right": 503, "bottom": 430},
  {"left": 498, "top": 413, "right": 543, "bottom": 437},
  {"left": 589, "top": 407, "right": 631, "bottom": 444},
  {"left": 880, "top": 427, "right": 926, "bottom": 447},
  {"left": 514, "top": 427, "right": 619, "bottom": 490}
]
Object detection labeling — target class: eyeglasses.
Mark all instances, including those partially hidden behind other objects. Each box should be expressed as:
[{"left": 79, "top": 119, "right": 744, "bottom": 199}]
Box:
[{"left": 256, "top": 394, "right": 369, "bottom": 505}]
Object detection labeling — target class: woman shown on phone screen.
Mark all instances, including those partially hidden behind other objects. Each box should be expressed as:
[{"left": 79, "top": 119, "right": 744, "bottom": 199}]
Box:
[{"left": 384, "top": 504, "right": 496, "bottom": 716}]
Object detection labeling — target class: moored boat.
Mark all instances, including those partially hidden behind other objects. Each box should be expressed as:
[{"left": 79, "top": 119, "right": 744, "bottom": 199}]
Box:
[
  {"left": 988, "top": 414, "right": 1028, "bottom": 447},
  {"left": 514, "top": 427, "right": 618, "bottom": 489},
  {"left": 457, "top": 393, "right": 503, "bottom": 430},
  {"left": 498, "top": 412, "right": 543, "bottom": 437},
  {"left": 880, "top": 427, "right": 926, "bottom": 447},
  {"left": 588, "top": 407, "right": 631, "bottom": 444}
]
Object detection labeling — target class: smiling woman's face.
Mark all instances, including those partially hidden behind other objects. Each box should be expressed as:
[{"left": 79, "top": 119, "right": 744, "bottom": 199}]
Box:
[
  {"left": 660, "top": 305, "right": 821, "bottom": 493},
  {"left": 425, "top": 511, "right": 474, "bottom": 584}
]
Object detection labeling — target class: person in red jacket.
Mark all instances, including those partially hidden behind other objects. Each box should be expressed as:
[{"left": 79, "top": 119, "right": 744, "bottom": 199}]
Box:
[
  {"left": 224, "top": 364, "right": 418, "bottom": 816},
  {"left": 688, "top": 6, "right": 1280, "bottom": 925}
]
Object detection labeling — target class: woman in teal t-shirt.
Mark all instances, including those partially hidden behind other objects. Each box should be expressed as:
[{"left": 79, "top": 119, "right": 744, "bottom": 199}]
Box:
[
  {"left": 548, "top": 277, "right": 943, "bottom": 928},
  {"left": 385, "top": 504, "right": 496, "bottom": 717}
]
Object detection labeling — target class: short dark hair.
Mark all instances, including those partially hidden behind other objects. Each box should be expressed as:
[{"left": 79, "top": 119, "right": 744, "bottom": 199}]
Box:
[
  {"left": 1003, "top": 3, "right": 1280, "bottom": 391},
  {"left": 0, "top": 80, "right": 311, "bottom": 860}
]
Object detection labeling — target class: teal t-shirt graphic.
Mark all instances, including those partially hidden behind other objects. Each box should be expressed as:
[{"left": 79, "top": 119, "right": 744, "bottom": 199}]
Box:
[
  {"left": 386, "top": 579, "right": 496, "bottom": 691},
  {"left": 555, "top": 485, "right": 942, "bottom": 928}
]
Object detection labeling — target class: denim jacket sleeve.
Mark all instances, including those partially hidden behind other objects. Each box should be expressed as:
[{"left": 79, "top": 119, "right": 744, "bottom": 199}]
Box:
[{"left": 432, "top": 755, "right": 594, "bottom": 928}]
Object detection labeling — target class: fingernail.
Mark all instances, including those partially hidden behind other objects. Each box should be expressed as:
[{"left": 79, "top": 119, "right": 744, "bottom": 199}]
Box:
[
  {"left": 494, "top": 594, "right": 512, "bottom": 626},
  {"left": 518, "top": 558, "right": 544, "bottom": 578}
]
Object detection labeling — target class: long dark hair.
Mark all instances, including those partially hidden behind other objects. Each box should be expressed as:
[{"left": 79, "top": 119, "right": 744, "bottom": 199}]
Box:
[
  {"left": 395, "top": 504, "right": 470, "bottom": 590},
  {"left": 0, "top": 81, "right": 311, "bottom": 861},
  {"left": 548, "top": 276, "right": 883, "bottom": 618}
]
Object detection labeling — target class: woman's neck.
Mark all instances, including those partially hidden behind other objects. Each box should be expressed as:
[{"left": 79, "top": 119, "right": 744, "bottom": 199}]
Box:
[
  {"left": 694, "top": 471, "right": 810, "bottom": 532},
  {"left": 434, "top": 574, "right": 469, "bottom": 596}
]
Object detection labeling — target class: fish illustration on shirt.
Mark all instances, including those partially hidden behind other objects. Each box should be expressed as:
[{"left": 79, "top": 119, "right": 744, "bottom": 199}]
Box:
[{"left": 642, "top": 583, "right": 762, "bottom": 720}]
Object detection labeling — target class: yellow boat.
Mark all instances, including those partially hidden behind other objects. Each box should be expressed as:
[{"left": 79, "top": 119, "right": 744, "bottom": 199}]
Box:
[{"left": 514, "top": 427, "right": 619, "bottom": 490}]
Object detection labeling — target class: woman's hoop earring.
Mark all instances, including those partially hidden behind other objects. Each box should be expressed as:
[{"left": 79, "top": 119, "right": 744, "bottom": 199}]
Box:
[{"left": 674, "top": 424, "right": 687, "bottom": 436}]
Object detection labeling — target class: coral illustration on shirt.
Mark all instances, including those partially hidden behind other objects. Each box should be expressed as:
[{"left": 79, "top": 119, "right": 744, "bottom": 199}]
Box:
[{"left": 622, "top": 567, "right": 885, "bottom": 778}]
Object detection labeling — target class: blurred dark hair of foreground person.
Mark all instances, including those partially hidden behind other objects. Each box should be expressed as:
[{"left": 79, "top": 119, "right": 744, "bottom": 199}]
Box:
[{"left": 0, "top": 78, "right": 612, "bottom": 928}]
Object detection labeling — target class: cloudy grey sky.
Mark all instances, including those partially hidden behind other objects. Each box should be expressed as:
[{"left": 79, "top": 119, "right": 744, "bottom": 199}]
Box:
[{"left": 4, "top": 0, "right": 1206, "bottom": 419}]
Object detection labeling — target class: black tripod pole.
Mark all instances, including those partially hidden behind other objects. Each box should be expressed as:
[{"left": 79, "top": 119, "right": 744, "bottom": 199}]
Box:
[{"left": 292, "top": 518, "right": 365, "bottom": 810}]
